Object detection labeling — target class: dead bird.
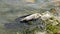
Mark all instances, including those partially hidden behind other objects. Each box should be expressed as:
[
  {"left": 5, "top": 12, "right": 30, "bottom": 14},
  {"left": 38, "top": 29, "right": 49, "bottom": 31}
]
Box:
[{"left": 20, "top": 13, "right": 41, "bottom": 21}]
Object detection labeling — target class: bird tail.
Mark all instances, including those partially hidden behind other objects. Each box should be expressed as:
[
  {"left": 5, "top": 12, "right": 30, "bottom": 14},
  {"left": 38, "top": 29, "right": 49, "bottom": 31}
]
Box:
[{"left": 20, "top": 18, "right": 25, "bottom": 21}]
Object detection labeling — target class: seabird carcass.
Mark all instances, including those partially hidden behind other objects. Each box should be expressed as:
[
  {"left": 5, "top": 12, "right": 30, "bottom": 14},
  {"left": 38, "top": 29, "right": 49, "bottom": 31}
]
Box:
[{"left": 21, "top": 13, "right": 41, "bottom": 21}]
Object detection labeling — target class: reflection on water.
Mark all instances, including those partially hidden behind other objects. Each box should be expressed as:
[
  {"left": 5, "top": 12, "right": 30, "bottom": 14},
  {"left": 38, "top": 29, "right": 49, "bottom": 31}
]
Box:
[{"left": 0, "top": 0, "right": 60, "bottom": 34}]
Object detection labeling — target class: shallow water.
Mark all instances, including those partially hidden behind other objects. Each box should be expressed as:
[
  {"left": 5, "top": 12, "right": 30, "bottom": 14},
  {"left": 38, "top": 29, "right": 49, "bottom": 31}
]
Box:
[{"left": 0, "top": 0, "right": 60, "bottom": 34}]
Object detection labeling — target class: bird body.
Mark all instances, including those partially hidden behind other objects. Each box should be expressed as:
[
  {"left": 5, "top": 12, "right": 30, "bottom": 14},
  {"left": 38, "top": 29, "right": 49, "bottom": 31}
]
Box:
[{"left": 21, "top": 13, "right": 41, "bottom": 21}]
